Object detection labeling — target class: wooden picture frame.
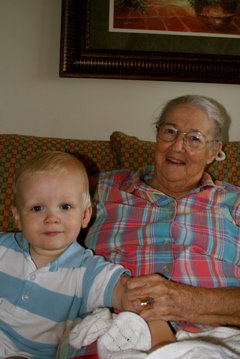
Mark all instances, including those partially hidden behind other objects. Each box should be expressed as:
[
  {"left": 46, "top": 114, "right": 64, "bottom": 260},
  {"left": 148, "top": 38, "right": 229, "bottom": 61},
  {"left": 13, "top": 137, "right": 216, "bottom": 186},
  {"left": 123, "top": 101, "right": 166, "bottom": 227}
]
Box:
[{"left": 59, "top": 0, "right": 240, "bottom": 83}]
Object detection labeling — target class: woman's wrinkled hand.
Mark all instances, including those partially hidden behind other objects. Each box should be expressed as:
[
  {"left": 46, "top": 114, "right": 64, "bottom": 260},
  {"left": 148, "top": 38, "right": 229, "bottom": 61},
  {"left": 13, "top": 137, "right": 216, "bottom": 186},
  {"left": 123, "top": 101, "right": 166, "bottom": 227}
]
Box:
[
  {"left": 121, "top": 274, "right": 240, "bottom": 327},
  {"left": 121, "top": 274, "right": 199, "bottom": 323}
]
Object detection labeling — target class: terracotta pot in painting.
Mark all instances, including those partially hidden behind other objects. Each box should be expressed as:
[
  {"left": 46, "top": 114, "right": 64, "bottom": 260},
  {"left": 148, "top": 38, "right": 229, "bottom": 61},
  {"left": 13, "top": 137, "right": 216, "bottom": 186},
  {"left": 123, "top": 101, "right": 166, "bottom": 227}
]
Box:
[{"left": 194, "top": 0, "right": 239, "bottom": 30}]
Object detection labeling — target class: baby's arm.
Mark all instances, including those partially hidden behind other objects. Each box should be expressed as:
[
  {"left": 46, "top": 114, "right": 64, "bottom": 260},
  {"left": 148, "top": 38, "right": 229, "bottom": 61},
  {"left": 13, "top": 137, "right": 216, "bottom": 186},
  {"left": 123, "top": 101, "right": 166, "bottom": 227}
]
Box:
[
  {"left": 147, "top": 320, "right": 176, "bottom": 352},
  {"left": 112, "top": 275, "right": 176, "bottom": 351},
  {"left": 112, "top": 275, "right": 136, "bottom": 312}
]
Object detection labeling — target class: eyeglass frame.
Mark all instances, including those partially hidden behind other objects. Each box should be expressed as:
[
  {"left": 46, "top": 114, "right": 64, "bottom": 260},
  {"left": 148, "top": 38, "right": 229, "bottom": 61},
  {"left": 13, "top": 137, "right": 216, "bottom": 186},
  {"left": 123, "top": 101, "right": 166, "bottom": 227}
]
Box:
[{"left": 156, "top": 124, "right": 220, "bottom": 150}]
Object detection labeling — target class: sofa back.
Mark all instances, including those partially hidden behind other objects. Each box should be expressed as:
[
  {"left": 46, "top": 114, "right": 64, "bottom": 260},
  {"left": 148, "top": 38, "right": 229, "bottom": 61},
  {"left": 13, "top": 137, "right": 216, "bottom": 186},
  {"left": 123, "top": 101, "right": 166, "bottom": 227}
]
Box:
[
  {"left": 0, "top": 132, "right": 239, "bottom": 232},
  {"left": 0, "top": 134, "right": 120, "bottom": 232}
]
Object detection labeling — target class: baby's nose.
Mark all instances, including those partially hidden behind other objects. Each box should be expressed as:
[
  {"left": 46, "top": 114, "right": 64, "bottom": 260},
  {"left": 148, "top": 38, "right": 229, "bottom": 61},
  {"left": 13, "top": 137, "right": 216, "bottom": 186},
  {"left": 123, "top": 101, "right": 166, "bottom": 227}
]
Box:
[{"left": 45, "top": 212, "right": 60, "bottom": 223}]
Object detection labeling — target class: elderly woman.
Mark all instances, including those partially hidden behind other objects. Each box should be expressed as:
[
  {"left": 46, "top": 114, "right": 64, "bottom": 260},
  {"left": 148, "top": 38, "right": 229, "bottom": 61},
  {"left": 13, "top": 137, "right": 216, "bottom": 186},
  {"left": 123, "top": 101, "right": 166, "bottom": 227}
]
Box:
[{"left": 86, "top": 95, "right": 240, "bottom": 334}]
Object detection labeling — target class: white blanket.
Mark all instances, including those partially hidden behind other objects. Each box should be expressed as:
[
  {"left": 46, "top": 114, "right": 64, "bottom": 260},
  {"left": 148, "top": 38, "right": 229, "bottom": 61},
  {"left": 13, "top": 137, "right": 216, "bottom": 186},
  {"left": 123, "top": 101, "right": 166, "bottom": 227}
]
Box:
[
  {"left": 148, "top": 327, "right": 240, "bottom": 359},
  {"left": 69, "top": 308, "right": 240, "bottom": 359}
]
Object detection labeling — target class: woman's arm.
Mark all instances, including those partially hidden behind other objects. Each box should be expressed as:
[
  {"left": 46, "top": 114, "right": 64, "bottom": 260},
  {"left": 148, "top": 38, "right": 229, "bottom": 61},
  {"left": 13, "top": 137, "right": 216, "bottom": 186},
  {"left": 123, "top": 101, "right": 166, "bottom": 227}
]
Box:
[{"left": 123, "top": 274, "right": 240, "bottom": 327}]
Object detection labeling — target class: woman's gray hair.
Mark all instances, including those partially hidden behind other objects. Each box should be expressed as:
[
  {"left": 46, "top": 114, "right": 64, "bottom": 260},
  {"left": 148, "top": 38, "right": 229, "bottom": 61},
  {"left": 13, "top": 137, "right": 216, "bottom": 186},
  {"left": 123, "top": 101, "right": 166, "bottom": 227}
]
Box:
[{"left": 155, "top": 95, "right": 228, "bottom": 142}]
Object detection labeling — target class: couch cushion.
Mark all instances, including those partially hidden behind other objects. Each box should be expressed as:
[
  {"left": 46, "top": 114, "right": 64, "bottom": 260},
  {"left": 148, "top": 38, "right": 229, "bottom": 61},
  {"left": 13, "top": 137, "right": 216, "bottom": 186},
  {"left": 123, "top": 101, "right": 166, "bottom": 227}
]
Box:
[
  {"left": 110, "top": 131, "right": 240, "bottom": 187},
  {"left": 110, "top": 131, "right": 155, "bottom": 171},
  {"left": 0, "top": 134, "right": 118, "bottom": 232},
  {"left": 207, "top": 142, "right": 240, "bottom": 186}
]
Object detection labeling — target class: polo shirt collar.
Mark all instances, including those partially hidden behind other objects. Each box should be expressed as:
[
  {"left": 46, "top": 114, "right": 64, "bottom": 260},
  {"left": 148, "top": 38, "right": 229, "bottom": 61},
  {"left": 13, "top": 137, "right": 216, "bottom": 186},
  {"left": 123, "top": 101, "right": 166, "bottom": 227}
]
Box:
[{"left": 14, "top": 232, "right": 83, "bottom": 271}]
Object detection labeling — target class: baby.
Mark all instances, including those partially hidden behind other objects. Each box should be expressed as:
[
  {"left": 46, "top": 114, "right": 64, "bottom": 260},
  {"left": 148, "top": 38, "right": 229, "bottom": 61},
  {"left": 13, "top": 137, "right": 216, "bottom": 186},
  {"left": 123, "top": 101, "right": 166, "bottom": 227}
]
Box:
[{"left": 0, "top": 151, "right": 175, "bottom": 359}]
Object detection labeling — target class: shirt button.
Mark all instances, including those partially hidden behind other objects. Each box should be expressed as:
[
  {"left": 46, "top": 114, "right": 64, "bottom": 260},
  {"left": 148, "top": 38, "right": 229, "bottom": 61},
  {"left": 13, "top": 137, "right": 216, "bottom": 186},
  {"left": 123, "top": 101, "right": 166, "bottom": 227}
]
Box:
[
  {"left": 30, "top": 274, "right": 36, "bottom": 281},
  {"left": 162, "top": 265, "right": 169, "bottom": 274},
  {"left": 22, "top": 294, "right": 29, "bottom": 301}
]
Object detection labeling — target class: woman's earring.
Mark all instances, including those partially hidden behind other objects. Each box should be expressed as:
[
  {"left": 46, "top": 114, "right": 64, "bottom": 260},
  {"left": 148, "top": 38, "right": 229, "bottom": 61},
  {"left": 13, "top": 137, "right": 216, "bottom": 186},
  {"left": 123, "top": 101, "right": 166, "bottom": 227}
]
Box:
[{"left": 215, "top": 150, "right": 226, "bottom": 161}]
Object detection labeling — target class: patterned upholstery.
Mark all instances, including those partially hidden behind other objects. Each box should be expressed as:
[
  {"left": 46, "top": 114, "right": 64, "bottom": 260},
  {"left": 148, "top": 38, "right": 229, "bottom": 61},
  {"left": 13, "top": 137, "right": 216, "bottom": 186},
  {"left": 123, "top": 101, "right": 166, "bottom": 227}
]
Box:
[
  {"left": 0, "top": 132, "right": 239, "bottom": 233},
  {"left": 0, "top": 134, "right": 118, "bottom": 232},
  {"left": 110, "top": 131, "right": 156, "bottom": 171},
  {"left": 208, "top": 142, "right": 240, "bottom": 185}
]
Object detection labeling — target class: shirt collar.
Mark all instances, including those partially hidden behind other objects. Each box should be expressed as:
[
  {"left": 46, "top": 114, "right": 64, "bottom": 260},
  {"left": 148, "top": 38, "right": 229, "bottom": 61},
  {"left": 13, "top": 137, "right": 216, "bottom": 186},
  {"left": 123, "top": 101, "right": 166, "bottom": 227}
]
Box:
[
  {"left": 199, "top": 171, "right": 225, "bottom": 190},
  {"left": 121, "top": 166, "right": 225, "bottom": 194},
  {"left": 121, "top": 166, "right": 154, "bottom": 192},
  {"left": 14, "top": 232, "right": 82, "bottom": 271}
]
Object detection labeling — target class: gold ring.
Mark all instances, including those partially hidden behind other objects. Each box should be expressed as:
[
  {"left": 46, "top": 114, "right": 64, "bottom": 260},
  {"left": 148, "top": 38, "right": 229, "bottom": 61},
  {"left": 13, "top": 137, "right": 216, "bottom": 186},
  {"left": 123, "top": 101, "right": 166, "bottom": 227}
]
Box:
[{"left": 140, "top": 297, "right": 155, "bottom": 310}]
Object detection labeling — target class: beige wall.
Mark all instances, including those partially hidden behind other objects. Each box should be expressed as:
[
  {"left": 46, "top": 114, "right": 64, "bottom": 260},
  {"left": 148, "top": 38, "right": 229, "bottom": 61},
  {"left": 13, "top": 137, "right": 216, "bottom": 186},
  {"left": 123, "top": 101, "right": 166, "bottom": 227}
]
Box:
[{"left": 0, "top": 0, "right": 239, "bottom": 143}]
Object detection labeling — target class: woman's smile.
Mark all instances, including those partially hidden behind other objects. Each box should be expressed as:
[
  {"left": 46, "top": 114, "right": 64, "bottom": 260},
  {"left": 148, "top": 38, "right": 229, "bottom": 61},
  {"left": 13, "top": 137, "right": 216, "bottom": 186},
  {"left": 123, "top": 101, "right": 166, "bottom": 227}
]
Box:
[
  {"left": 153, "top": 104, "right": 220, "bottom": 197},
  {"left": 166, "top": 156, "right": 186, "bottom": 165}
]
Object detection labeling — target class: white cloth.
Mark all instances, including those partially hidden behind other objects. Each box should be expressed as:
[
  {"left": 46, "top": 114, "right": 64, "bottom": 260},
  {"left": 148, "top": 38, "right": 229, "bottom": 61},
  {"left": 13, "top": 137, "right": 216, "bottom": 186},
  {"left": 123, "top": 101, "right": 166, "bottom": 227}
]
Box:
[
  {"left": 147, "top": 327, "right": 240, "bottom": 359},
  {"left": 97, "top": 310, "right": 151, "bottom": 359},
  {"left": 69, "top": 308, "right": 151, "bottom": 359},
  {"left": 69, "top": 308, "right": 240, "bottom": 359},
  {"left": 69, "top": 307, "right": 115, "bottom": 348}
]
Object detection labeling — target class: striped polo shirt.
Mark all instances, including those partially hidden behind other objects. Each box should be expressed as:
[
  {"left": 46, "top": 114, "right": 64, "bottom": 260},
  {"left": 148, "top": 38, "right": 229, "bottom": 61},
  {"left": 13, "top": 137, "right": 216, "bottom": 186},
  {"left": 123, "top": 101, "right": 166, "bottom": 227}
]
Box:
[{"left": 0, "top": 232, "right": 129, "bottom": 358}]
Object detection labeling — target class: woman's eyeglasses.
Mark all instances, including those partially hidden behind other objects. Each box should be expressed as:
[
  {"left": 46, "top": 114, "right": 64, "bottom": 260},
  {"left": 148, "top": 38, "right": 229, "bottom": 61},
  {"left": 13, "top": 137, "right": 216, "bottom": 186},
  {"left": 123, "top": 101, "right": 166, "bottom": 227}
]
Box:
[{"left": 156, "top": 124, "right": 219, "bottom": 150}]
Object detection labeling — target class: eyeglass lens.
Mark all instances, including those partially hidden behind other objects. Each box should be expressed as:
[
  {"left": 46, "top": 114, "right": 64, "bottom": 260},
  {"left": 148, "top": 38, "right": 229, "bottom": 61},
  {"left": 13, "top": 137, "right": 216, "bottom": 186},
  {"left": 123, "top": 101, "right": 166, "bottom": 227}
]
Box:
[{"left": 158, "top": 125, "right": 207, "bottom": 149}]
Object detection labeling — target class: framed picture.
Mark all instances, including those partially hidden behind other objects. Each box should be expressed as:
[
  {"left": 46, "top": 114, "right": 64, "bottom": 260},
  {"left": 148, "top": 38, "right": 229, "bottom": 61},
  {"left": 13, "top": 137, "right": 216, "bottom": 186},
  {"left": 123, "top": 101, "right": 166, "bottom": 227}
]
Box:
[{"left": 59, "top": 0, "right": 240, "bottom": 83}]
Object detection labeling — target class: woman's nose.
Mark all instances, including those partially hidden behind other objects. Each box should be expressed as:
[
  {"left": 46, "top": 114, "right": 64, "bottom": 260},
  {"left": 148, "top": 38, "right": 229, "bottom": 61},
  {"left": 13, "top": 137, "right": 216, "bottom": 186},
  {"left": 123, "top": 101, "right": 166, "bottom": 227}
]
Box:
[{"left": 171, "top": 133, "right": 186, "bottom": 151}]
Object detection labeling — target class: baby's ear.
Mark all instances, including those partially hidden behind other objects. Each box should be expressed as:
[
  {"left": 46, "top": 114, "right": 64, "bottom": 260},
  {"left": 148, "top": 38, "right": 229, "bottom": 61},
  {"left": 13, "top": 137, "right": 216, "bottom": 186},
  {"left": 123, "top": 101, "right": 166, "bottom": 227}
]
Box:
[
  {"left": 81, "top": 206, "right": 92, "bottom": 229},
  {"left": 10, "top": 205, "right": 22, "bottom": 231}
]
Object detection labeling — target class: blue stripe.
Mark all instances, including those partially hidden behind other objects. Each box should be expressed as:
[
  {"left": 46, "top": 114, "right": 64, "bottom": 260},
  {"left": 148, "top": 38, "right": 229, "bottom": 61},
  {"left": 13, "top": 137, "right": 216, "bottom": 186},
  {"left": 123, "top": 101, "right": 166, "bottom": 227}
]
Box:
[
  {"left": 1, "top": 322, "right": 56, "bottom": 359},
  {"left": 104, "top": 267, "right": 130, "bottom": 305},
  {"left": 1, "top": 271, "right": 82, "bottom": 321},
  {"left": 0, "top": 232, "right": 29, "bottom": 252},
  {"left": 81, "top": 255, "right": 125, "bottom": 313}
]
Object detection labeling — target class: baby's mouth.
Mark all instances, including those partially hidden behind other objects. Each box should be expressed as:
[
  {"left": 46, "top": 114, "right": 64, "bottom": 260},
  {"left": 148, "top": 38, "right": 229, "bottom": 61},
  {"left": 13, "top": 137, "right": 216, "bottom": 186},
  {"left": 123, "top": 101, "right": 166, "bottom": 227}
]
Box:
[{"left": 44, "top": 231, "right": 62, "bottom": 236}]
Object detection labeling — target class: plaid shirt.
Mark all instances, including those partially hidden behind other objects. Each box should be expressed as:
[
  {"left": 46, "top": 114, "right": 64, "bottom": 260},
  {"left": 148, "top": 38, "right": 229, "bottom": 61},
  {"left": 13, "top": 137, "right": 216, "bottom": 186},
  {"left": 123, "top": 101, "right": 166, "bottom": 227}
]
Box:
[{"left": 86, "top": 167, "right": 240, "bottom": 333}]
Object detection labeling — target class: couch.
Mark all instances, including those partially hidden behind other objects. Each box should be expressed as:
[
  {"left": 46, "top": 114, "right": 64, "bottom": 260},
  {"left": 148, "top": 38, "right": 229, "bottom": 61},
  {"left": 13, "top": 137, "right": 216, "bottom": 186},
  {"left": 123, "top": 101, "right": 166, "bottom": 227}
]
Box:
[
  {"left": 0, "top": 131, "right": 240, "bottom": 233},
  {"left": 0, "top": 131, "right": 240, "bottom": 358}
]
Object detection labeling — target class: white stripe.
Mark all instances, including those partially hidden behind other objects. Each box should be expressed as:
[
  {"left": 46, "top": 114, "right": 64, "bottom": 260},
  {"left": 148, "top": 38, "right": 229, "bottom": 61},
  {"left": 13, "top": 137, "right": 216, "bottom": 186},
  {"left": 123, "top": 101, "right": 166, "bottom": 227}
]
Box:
[
  {"left": 1, "top": 299, "right": 70, "bottom": 345},
  {"left": 0, "top": 330, "right": 33, "bottom": 358}
]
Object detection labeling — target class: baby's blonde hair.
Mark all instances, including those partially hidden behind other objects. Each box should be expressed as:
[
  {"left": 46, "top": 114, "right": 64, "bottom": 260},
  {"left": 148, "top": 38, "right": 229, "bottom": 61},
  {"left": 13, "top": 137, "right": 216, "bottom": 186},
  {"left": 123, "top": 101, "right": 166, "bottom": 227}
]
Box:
[{"left": 13, "top": 151, "right": 91, "bottom": 208}]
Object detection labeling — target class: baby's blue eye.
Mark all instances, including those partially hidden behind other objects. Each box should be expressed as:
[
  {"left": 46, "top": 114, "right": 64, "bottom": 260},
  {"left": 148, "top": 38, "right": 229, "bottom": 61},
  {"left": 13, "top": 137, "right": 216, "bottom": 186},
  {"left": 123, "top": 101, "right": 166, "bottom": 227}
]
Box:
[
  {"left": 32, "top": 206, "right": 43, "bottom": 212},
  {"left": 61, "top": 204, "right": 72, "bottom": 210}
]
